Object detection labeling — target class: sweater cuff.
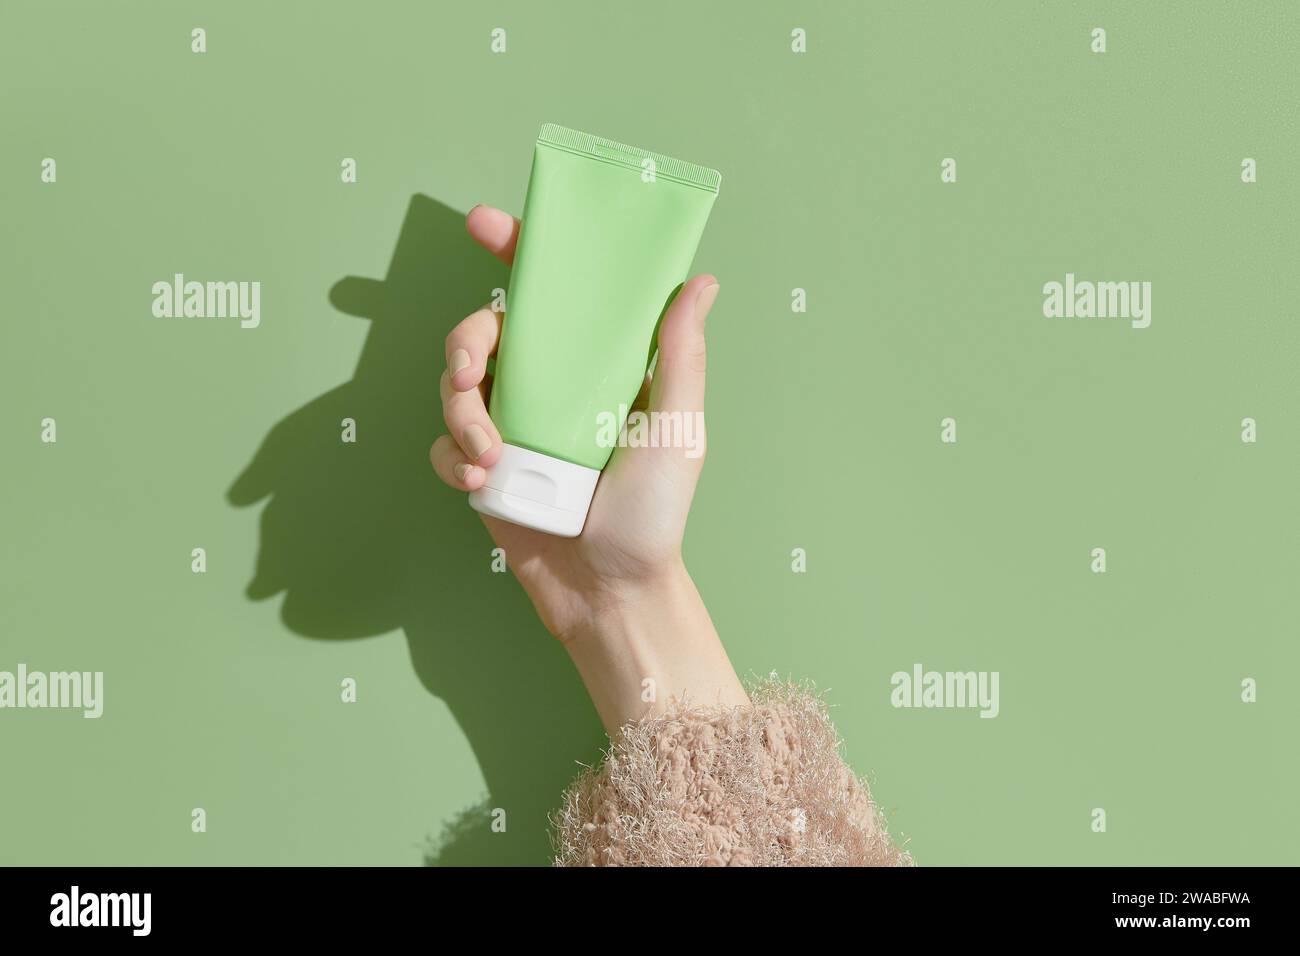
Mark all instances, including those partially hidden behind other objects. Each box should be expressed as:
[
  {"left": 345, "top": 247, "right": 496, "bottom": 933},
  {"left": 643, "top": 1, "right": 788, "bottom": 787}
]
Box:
[{"left": 552, "top": 677, "right": 913, "bottom": 867}]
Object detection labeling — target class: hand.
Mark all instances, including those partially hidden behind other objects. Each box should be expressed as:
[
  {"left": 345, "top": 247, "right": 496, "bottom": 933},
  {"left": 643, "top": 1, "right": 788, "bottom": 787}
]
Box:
[
  {"left": 429, "top": 205, "right": 747, "bottom": 731},
  {"left": 431, "top": 204, "right": 719, "bottom": 638}
]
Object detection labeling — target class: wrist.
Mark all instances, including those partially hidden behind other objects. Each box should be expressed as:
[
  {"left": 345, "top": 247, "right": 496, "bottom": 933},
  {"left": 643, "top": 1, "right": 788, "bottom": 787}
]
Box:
[
  {"left": 557, "top": 559, "right": 694, "bottom": 645},
  {"left": 560, "top": 563, "right": 749, "bottom": 735}
]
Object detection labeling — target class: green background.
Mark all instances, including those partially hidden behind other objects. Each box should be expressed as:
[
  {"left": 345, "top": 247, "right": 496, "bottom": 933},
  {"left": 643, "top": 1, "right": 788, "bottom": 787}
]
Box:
[{"left": 2, "top": 1, "right": 1296, "bottom": 865}]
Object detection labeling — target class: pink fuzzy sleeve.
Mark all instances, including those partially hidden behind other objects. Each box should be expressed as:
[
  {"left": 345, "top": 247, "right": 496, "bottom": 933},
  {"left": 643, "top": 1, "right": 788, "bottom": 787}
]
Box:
[{"left": 551, "top": 679, "right": 913, "bottom": 867}]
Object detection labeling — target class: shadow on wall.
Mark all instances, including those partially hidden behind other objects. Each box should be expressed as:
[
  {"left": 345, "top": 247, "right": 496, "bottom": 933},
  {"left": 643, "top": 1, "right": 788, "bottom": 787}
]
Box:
[{"left": 227, "top": 194, "right": 605, "bottom": 866}]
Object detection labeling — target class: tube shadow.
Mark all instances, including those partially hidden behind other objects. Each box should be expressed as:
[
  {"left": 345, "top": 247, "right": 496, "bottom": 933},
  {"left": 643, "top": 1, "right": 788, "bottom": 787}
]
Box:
[{"left": 227, "top": 194, "right": 604, "bottom": 865}]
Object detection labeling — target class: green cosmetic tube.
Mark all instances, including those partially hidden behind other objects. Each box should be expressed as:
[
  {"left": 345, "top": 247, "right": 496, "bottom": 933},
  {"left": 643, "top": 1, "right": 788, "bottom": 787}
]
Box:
[{"left": 468, "top": 124, "right": 721, "bottom": 536}]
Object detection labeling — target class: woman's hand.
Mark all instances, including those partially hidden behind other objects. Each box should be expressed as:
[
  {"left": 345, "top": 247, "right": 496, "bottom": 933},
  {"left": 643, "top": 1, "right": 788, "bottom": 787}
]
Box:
[
  {"left": 429, "top": 204, "right": 747, "bottom": 731},
  {"left": 431, "top": 204, "right": 717, "bottom": 640}
]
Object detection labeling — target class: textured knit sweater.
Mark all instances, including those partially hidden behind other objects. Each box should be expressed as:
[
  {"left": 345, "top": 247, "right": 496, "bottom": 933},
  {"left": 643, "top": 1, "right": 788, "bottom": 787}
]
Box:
[{"left": 552, "top": 679, "right": 912, "bottom": 867}]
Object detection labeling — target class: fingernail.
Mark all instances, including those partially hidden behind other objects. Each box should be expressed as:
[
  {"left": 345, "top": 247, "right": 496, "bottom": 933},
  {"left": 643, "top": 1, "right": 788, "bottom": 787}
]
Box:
[
  {"left": 462, "top": 424, "right": 492, "bottom": 460},
  {"left": 695, "top": 283, "right": 720, "bottom": 321},
  {"left": 453, "top": 462, "right": 473, "bottom": 483},
  {"left": 449, "top": 348, "right": 471, "bottom": 376}
]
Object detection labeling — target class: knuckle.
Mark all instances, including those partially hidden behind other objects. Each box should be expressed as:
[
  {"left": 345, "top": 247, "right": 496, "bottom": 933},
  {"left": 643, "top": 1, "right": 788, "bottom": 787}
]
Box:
[
  {"left": 443, "top": 386, "right": 472, "bottom": 417},
  {"left": 683, "top": 340, "right": 707, "bottom": 375}
]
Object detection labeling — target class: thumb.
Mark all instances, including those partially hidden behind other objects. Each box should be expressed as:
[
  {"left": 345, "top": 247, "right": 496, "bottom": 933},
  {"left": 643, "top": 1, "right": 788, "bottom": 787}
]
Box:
[{"left": 648, "top": 274, "right": 720, "bottom": 416}]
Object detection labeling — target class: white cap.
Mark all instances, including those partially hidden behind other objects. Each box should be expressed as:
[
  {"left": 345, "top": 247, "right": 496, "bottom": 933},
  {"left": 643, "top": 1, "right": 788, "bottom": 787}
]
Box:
[{"left": 468, "top": 442, "right": 601, "bottom": 537}]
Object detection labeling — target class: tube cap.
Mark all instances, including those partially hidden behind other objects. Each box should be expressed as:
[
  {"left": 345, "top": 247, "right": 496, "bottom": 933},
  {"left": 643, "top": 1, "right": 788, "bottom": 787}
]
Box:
[{"left": 468, "top": 442, "right": 601, "bottom": 538}]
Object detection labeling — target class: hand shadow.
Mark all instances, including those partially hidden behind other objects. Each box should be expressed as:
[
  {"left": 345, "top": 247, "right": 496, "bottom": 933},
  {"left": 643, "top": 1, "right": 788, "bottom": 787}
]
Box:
[{"left": 227, "top": 194, "right": 605, "bottom": 866}]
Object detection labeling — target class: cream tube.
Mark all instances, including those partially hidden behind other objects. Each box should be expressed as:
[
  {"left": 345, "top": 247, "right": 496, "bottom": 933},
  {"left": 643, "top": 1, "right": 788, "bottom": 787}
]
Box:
[{"left": 469, "top": 124, "right": 721, "bottom": 536}]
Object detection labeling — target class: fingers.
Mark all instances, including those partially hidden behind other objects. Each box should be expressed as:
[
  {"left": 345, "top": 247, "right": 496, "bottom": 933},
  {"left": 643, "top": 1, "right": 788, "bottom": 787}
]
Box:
[
  {"left": 467, "top": 205, "right": 521, "bottom": 266},
  {"left": 445, "top": 306, "right": 503, "bottom": 391},
  {"left": 648, "top": 274, "right": 719, "bottom": 417},
  {"left": 436, "top": 286, "right": 507, "bottom": 488},
  {"left": 430, "top": 434, "right": 487, "bottom": 491},
  {"left": 440, "top": 368, "right": 503, "bottom": 468}
]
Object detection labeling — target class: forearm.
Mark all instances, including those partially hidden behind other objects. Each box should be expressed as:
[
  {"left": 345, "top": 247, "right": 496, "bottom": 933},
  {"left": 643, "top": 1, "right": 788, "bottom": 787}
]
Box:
[
  {"left": 551, "top": 569, "right": 910, "bottom": 868},
  {"left": 559, "top": 563, "right": 749, "bottom": 735}
]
